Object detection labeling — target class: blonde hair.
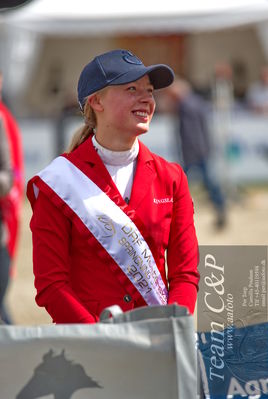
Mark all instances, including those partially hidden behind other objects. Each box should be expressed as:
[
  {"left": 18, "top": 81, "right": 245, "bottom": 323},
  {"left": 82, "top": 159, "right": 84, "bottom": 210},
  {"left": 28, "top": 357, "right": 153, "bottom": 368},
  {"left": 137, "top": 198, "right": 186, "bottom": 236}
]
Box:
[{"left": 67, "top": 98, "right": 97, "bottom": 153}]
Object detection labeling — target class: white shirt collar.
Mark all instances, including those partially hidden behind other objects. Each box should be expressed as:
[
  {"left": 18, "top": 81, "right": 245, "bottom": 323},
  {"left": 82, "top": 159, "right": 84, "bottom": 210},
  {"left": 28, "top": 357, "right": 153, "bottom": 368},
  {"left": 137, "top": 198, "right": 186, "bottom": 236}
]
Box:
[{"left": 92, "top": 135, "right": 139, "bottom": 166}]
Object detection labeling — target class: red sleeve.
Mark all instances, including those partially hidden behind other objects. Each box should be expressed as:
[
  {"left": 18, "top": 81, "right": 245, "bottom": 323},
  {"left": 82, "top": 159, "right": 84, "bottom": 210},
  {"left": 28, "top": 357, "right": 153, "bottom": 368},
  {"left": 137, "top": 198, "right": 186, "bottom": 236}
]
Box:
[
  {"left": 167, "top": 167, "right": 199, "bottom": 314},
  {"left": 30, "top": 190, "right": 97, "bottom": 324}
]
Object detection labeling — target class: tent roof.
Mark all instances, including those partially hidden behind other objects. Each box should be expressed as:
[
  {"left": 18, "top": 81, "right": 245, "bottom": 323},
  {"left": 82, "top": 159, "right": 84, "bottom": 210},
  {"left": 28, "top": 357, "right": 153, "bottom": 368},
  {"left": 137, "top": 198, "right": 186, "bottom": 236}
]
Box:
[{"left": 3, "top": 0, "right": 268, "bottom": 35}]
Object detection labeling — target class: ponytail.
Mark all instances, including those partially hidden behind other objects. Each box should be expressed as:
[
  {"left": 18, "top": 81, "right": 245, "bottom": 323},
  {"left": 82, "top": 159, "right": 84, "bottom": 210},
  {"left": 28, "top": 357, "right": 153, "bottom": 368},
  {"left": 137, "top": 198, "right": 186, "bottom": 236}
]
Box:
[{"left": 67, "top": 99, "right": 97, "bottom": 153}]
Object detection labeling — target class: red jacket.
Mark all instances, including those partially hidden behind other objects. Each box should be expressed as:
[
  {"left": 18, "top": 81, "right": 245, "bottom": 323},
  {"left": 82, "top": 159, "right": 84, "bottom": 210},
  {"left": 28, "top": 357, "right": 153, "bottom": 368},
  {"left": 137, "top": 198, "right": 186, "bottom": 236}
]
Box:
[{"left": 27, "top": 137, "right": 199, "bottom": 323}]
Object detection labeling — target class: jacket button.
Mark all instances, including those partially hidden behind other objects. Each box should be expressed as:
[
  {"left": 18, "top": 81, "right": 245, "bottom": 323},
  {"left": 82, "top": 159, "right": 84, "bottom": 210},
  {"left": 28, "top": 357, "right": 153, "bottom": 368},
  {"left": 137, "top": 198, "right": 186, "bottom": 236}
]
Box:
[{"left": 123, "top": 294, "right": 132, "bottom": 303}]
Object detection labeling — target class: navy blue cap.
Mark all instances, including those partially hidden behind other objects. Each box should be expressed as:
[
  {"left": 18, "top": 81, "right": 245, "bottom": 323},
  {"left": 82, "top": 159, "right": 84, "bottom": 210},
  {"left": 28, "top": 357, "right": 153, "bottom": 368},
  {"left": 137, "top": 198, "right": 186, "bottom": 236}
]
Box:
[{"left": 77, "top": 49, "right": 174, "bottom": 110}]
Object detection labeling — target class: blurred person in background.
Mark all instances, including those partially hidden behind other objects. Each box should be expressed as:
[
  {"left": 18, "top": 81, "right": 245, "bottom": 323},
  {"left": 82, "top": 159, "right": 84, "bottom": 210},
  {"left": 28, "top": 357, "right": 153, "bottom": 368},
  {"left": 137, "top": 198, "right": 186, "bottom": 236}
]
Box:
[
  {"left": 167, "top": 77, "right": 227, "bottom": 230},
  {"left": 27, "top": 49, "right": 199, "bottom": 324},
  {"left": 212, "top": 62, "right": 234, "bottom": 115},
  {"left": 0, "top": 119, "right": 13, "bottom": 324},
  {"left": 247, "top": 65, "right": 268, "bottom": 114},
  {"left": 0, "top": 72, "right": 24, "bottom": 324},
  {"left": 211, "top": 62, "right": 235, "bottom": 196}
]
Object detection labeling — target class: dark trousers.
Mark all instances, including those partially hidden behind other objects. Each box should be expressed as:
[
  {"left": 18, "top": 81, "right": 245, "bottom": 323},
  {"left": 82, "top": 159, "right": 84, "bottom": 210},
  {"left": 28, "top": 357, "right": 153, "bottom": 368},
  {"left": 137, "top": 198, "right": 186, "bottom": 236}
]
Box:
[{"left": 0, "top": 245, "right": 12, "bottom": 324}]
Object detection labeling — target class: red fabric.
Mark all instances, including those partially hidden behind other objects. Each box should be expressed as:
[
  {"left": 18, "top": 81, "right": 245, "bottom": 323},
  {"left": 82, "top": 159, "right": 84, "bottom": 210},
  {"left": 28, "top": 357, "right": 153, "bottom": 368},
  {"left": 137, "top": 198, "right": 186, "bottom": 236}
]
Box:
[
  {"left": 0, "top": 101, "right": 24, "bottom": 271},
  {"left": 27, "top": 137, "right": 199, "bottom": 323}
]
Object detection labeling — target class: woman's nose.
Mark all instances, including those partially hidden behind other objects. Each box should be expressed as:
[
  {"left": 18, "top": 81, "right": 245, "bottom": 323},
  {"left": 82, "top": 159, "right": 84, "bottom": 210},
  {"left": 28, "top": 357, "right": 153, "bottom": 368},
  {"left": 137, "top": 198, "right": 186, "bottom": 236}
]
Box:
[{"left": 139, "top": 90, "right": 154, "bottom": 103}]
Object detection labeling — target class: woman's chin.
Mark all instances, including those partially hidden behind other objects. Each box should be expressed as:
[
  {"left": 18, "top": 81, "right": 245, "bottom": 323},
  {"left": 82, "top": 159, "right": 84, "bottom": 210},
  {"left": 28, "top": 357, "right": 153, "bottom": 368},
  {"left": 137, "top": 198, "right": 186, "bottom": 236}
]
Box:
[{"left": 135, "top": 126, "right": 149, "bottom": 136}]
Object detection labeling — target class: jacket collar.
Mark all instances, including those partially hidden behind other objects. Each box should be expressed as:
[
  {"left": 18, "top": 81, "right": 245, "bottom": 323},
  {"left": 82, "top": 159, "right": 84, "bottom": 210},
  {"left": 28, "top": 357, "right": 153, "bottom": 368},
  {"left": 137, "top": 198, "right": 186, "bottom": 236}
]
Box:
[{"left": 72, "top": 134, "right": 153, "bottom": 163}]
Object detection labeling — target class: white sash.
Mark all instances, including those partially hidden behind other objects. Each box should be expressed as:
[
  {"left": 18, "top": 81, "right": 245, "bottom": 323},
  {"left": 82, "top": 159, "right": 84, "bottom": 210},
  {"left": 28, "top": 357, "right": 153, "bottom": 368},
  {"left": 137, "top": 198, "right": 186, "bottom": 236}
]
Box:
[{"left": 36, "top": 156, "right": 168, "bottom": 306}]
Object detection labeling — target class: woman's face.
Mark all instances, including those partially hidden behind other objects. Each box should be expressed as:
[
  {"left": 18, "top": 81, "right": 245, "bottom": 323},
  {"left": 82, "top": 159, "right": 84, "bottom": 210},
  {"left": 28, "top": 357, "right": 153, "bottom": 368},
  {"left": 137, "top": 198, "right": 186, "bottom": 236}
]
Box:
[{"left": 97, "top": 74, "right": 156, "bottom": 138}]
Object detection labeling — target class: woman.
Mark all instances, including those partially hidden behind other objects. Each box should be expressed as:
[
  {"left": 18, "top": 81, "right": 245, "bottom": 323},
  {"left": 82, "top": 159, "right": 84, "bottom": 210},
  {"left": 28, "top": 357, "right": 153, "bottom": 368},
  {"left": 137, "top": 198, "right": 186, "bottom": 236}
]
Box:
[{"left": 27, "top": 49, "right": 199, "bottom": 324}]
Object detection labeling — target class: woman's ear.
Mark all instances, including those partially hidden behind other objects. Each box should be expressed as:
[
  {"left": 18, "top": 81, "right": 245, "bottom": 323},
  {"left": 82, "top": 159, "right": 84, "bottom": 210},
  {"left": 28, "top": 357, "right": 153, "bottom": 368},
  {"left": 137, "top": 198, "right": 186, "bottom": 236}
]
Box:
[{"left": 87, "top": 93, "right": 104, "bottom": 112}]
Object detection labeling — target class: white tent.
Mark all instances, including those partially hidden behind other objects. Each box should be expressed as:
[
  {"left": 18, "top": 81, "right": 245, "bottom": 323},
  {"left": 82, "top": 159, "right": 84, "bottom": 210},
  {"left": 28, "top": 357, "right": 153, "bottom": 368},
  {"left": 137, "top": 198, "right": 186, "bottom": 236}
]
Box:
[
  {"left": 3, "top": 0, "right": 268, "bottom": 35},
  {"left": 2, "top": 0, "right": 268, "bottom": 108}
]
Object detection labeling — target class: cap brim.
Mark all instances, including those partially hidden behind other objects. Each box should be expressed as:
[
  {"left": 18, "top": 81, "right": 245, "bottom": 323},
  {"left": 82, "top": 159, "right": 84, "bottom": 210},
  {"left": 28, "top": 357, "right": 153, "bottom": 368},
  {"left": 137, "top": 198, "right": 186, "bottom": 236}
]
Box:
[{"left": 109, "top": 64, "right": 174, "bottom": 90}]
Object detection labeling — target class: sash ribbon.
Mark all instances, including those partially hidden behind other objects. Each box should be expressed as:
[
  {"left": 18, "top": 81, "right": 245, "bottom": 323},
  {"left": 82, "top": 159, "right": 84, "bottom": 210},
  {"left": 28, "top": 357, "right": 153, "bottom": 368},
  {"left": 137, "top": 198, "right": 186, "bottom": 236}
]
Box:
[{"left": 35, "top": 156, "right": 168, "bottom": 306}]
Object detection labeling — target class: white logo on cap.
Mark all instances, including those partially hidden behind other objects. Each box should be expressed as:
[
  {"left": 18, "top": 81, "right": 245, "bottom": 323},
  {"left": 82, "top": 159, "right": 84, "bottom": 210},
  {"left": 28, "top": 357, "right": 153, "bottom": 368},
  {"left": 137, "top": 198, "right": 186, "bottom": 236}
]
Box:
[{"left": 123, "top": 51, "right": 143, "bottom": 65}]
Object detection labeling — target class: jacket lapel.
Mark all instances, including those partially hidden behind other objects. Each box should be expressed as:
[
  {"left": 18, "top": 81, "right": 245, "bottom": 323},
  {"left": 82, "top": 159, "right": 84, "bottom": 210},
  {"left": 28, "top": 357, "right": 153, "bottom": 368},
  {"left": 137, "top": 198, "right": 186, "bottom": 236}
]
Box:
[
  {"left": 70, "top": 135, "right": 118, "bottom": 193},
  {"left": 129, "top": 141, "right": 156, "bottom": 210}
]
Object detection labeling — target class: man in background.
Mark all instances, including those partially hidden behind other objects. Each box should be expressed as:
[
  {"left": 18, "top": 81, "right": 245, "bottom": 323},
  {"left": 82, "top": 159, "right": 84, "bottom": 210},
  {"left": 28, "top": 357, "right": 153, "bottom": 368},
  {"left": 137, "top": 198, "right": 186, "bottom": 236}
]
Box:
[{"left": 167, "top": 78, "right": 227, "bottom": 230}]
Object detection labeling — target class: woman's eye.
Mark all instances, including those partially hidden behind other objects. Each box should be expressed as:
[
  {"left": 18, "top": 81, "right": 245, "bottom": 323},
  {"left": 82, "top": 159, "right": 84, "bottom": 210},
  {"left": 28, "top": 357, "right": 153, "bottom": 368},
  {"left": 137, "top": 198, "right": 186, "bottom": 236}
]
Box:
[{"left": 127, "top": 86, "right": 136, "bottom": 91}]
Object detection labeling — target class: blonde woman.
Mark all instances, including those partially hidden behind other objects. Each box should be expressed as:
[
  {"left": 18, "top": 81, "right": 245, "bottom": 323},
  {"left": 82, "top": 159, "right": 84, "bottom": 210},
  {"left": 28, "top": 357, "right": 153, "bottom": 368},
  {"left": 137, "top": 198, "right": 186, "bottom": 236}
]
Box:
[{"left": 27, "top": 49, "right": 199, "bottom": 324}]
